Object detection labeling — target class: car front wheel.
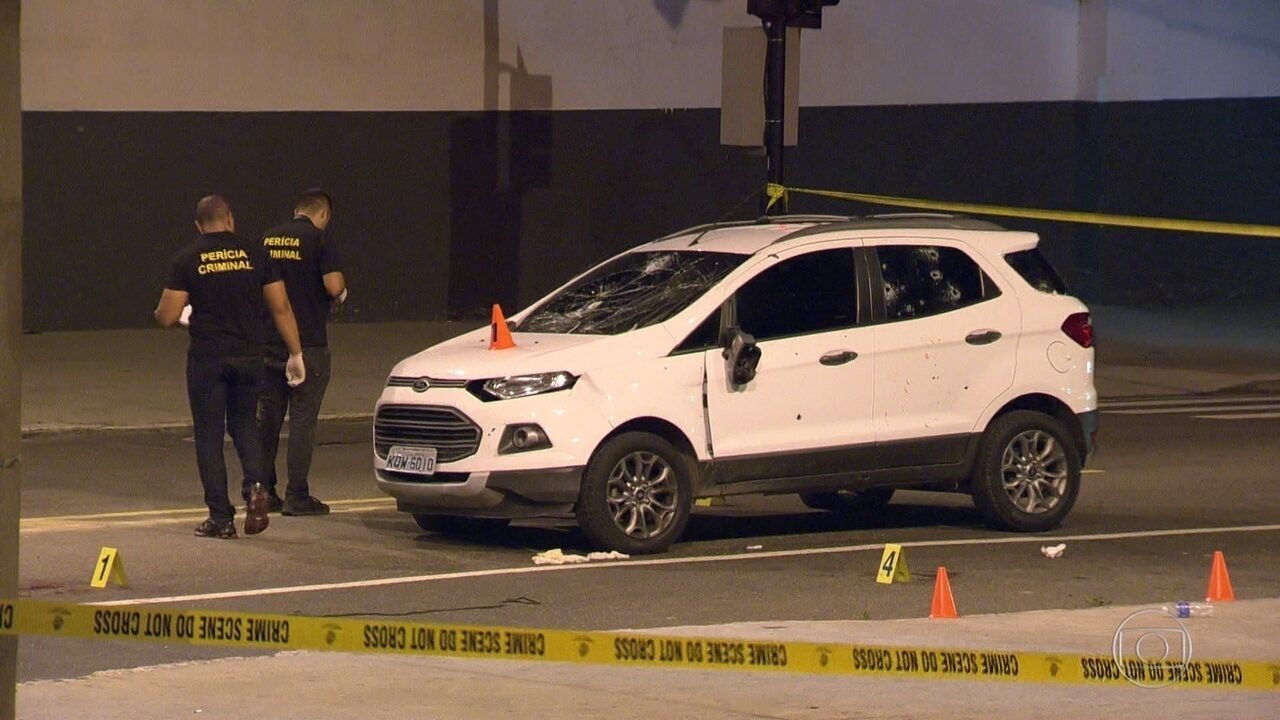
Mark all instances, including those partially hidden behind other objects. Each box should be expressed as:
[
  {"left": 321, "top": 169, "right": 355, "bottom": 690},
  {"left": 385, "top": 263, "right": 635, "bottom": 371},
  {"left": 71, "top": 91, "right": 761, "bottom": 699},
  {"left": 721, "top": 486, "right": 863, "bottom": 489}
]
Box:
[
  {"left": 576, "top": 432, "right": 693, "bottom": 554},
  {"left": 971, "top": 410, "right": 1081, "bottom": 532}
]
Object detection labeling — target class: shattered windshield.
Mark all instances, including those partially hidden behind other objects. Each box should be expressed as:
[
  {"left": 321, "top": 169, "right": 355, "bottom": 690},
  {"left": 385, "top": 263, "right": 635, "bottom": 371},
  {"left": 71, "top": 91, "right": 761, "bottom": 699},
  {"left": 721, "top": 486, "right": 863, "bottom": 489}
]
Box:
[{"left": 516, "top": 251, "right": 746, "bottom": 335}]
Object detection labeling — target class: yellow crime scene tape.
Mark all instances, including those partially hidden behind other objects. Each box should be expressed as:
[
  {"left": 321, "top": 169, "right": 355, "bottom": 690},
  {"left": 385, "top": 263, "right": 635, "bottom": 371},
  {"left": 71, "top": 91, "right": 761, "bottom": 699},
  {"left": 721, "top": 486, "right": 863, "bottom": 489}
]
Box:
[
  {"left": 764, "top": 183, "right": 1280, "bottom": 238},
  {"left": 2, "top": 598, "right": 1276, "bottom": 691}
]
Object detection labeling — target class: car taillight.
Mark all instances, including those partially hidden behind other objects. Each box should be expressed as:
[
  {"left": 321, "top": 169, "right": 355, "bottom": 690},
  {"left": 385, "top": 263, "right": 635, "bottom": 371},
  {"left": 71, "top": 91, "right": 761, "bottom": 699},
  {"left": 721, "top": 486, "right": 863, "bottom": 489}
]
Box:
[{"left": 1061, "top": 312, "right": 1093, "bottom": 348}]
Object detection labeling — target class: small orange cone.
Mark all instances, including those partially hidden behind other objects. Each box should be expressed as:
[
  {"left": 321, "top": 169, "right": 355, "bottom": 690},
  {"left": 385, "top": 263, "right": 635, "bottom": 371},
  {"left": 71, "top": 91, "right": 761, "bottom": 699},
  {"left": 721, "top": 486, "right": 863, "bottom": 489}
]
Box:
[
  {"left": 1205, "top": 550, "right": 1235, "bottom": 602},
  {"left": 929, "top": 566, "right": 959, "bottom": 619},
  {"left": 489, "top": 304, "right": 516, "bottom": 350}
]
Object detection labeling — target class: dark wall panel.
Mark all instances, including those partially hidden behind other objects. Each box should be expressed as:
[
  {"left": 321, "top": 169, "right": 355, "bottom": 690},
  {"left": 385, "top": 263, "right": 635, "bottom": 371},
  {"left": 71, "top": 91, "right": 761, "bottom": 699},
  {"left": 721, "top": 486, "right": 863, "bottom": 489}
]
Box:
[
  {"left": 20, "top": 99, "right": 1279, "bottom": 330},
  {"left": 1095, "top": 98, "right": 1280, "bottom": 303},
  {"left": 22, "top": 112, "right": 453, "bottom": 330},
  {"left": 789, "top": 102, "right": 1103, "bottom": 296}
]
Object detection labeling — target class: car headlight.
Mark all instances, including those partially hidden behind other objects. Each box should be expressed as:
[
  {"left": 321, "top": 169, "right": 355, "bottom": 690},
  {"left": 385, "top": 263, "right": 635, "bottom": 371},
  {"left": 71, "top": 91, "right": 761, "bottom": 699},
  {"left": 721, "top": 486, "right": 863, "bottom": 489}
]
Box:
[{"left": 469, "top": 371, "right": 577, "bottom": 401}]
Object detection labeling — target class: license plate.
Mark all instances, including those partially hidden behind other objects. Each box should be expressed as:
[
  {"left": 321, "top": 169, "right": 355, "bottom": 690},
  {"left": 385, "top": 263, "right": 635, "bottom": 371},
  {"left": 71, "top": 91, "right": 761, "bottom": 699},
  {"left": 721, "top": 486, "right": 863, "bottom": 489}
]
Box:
[{"left": 385, "top": 446, "right": 438, "bottom": 475}]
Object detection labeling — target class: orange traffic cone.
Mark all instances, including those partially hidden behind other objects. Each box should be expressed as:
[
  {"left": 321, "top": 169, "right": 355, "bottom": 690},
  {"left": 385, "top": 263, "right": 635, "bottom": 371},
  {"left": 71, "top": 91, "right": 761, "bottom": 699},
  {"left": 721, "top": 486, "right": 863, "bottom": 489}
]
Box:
[
  {"left": 929, "top": 566, "right": 959, "bottom": 619},
  {"left": 489, "top": 304, "right": 516, "bottom": 350},
  {"left": 1205, "top": 550, "right": 1235, "bottom": 602}
]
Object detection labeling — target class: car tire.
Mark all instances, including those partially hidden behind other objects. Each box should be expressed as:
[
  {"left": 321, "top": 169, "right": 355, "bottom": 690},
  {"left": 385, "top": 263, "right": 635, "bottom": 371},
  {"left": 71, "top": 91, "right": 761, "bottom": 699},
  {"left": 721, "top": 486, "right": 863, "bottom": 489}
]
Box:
[
  {"left": 576, "top": 432, "right": 693, "bottom": 555},
  {"left": 413, "top": 514, "right": 510, "bottom": 535},
  {"left": 799, "top": 488, "right": 895, "bottom": 514},
  {"left": 971, "top": 410, "right": 1081, "bottom": 532}
]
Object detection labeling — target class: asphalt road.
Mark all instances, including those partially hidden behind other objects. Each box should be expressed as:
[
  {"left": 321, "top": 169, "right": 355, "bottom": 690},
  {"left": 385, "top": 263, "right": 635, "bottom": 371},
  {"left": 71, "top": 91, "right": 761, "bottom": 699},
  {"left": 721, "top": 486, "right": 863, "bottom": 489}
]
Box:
[{"left": 14, "top": 390, "right": 1280, "bottom": 683}]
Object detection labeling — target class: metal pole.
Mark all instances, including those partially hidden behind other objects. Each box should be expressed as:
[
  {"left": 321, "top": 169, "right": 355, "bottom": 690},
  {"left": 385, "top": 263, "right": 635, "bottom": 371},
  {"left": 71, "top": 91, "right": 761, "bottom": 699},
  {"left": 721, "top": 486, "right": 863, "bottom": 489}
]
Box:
[
  {"left": 0, "top": 0, "right": 21, "bottom": 717},
  {"left": 762, "top": 14, "right": 786, "bottom": 215}
]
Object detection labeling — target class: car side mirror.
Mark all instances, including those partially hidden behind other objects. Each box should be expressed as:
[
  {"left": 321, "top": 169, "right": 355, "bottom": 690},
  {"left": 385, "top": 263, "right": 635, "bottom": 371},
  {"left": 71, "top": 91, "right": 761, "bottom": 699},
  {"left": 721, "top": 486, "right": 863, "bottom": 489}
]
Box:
[{"left": 721, "top": 327, "right": 761, "bottom": 386}]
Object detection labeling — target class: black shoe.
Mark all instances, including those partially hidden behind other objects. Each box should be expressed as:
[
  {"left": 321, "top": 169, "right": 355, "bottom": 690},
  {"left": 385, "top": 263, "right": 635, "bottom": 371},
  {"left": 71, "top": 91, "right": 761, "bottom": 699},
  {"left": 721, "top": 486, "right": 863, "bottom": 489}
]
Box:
[
  {"left": 244, "top": 483, "right": 271, "bottom": 535},
  {"left": 282, "top": 496, "right": 330, "bottom": 516},
  {"left": 195, "top": 518, "right": 237, "bottom": 539}
]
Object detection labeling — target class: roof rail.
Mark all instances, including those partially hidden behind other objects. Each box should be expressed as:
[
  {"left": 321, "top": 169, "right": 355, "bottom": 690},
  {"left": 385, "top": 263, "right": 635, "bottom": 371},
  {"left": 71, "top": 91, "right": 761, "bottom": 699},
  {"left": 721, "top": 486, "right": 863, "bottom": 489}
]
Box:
[
  {"left": 651, "top": 219, "right": 759, "bottom": 244},
  {"left": 652, "top": 214, "right": 856, "bottom": 245},
  {"left": 864, "top": 212, "right": 964, "bottom": 220},
  {"left": 771, "top": 215, "right": 1006, "bottom": 244},
  {"left": 754, "top": 214, "right": 855, "bottom": 224},
  {"left": 653, "top": 212, "right": 1004, "bottom": 249}
]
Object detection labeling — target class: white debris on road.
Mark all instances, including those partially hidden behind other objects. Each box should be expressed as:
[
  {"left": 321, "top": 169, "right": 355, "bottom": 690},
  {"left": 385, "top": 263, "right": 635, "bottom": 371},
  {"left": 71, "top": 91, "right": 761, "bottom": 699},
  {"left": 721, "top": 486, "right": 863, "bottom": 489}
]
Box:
[
  {"left": 532, "top": 549, "right": 630, "bottom": 565},
  {"left": 587, "top": 551, "right": 629, "bottom": 561},
  {"left": 1040, "top": 543, "right": 1066, "bottom": 559},
  {"left": 532, "top": 549, "right": 588, "bottom": 565}
]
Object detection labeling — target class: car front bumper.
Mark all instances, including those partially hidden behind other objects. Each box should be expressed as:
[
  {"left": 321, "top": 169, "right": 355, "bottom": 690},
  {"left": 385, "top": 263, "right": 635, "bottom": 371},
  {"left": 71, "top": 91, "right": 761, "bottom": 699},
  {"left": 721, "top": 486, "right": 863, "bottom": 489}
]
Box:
[
  {"left": 377, "top": 465, "right": 584, "bottom": 519},
  {"left": 373, "top": 382, "right": 610, "bottom": 518}
]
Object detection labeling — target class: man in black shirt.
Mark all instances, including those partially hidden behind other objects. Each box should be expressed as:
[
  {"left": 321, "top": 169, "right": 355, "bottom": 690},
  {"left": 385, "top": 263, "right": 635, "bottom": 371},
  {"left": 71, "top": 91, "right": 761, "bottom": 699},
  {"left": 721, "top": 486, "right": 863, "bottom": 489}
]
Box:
[
  {"left": 258, "top": 189, "right": 347, "bottom": 516},
  {"left": 155, "top": 195, "right": 306, "bottom": 539}
]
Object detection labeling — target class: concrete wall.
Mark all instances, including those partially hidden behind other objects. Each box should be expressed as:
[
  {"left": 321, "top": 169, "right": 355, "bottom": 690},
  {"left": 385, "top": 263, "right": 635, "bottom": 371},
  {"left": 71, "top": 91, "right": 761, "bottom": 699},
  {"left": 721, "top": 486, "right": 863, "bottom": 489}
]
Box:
[
  {"left": 1094, "top": 0, "right": 1280, "bottom": 101},
  {"left": 21, "top": 1, "right": 486, "bottom": 111},
  {"left": 16, "top": 0, "right": 1280, "bottom": 330}
]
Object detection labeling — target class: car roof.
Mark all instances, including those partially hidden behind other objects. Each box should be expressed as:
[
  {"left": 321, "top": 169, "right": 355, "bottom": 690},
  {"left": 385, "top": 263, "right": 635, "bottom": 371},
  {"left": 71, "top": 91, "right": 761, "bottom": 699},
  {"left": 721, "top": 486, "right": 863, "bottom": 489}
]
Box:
[{"left": 639, "top": 214, "right": 1033, "bottom": 256}]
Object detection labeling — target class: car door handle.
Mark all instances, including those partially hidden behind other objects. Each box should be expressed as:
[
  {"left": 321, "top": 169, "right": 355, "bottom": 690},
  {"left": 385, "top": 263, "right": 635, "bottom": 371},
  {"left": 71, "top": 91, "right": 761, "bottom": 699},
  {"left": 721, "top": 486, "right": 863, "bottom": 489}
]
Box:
[
  {"left": 965, "top": 329, "right": 1003, "bottom": 346},
  {"left": 819, "top": 350, "right": 859, "bottom": 366}
]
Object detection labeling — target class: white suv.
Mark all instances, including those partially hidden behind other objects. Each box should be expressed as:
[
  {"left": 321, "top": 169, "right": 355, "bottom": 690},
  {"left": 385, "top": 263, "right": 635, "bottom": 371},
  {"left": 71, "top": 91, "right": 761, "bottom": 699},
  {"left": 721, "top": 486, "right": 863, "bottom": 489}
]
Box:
[{"left": 374, "top": 215, "right": 1097, "bottom": 554}]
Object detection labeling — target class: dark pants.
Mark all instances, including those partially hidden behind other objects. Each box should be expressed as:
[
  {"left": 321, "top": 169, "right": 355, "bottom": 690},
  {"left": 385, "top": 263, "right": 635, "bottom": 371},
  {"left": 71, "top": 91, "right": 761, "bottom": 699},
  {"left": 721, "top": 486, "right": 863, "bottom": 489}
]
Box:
[
  {"left": 260, "top": 346, "right": 331, "bottom": 500},
  {"left": 186, "top": 354, "right": 266, "bottom": 522}
]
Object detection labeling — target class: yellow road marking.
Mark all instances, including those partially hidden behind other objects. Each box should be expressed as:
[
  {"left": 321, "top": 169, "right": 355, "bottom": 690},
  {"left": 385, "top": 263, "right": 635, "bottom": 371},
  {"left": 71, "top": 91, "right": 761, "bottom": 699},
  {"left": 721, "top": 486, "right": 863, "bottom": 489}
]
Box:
[{"left": 19, "top": 498, "right": 396, "bottom": 534}]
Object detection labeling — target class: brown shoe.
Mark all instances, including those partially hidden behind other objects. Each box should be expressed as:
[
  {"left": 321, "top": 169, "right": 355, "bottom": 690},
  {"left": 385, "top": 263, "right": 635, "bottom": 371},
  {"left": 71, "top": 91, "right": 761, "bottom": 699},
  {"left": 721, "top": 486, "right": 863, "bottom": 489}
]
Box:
[{"left": 244, "top": 483, "right": 270, "bottom": 535}]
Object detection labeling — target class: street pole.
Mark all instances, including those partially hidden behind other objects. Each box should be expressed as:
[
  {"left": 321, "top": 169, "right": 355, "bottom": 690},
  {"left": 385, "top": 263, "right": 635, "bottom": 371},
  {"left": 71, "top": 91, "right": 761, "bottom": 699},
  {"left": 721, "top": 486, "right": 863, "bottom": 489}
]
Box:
[
  {"left": 762, "top": 13, "right": 786, "bottom": 215},
  {"left": 0, "top": 1, "right": 21, "bottom": 717}
]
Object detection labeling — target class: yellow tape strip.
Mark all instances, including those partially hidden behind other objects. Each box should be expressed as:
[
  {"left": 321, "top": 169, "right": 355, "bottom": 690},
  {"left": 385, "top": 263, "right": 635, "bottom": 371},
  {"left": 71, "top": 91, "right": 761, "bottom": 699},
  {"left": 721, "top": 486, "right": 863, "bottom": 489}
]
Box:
[
  {"left": 2, "top": 599, "right": 1276, "bottom": 691},
  {"left": 765, "top": 182, "right": 789, "bottom": 213},
  {"left": 768, "top": 184, "right": 1280, "bottom": 238}
]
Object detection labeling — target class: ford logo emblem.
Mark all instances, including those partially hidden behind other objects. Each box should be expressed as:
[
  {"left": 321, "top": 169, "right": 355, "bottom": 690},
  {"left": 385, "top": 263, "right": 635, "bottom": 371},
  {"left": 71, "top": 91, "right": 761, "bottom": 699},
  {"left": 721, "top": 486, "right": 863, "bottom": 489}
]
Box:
[{"left": 411, "top": 378, "right": 430, "bottom": 393}]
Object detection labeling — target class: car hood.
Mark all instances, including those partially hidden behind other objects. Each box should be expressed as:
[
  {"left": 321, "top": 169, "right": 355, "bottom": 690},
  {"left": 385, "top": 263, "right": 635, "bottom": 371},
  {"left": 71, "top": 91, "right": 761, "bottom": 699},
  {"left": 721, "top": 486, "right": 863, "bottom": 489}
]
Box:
[{"left": 388, "top": 326, "right": 675, "bottom": 380}]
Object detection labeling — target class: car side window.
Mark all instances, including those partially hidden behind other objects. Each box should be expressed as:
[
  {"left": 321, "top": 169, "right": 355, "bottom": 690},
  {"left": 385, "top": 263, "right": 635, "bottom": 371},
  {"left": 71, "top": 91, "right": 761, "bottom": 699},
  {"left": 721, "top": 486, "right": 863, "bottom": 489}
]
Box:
[
  {"left": 734, "top": 248, "right": 858, "bottom": 341},
  {"left": 672, "top": 308, "right": 722, "bottom": 354},
  {"left": 878, "top": 245, "right": 999, "bottom": 320}
]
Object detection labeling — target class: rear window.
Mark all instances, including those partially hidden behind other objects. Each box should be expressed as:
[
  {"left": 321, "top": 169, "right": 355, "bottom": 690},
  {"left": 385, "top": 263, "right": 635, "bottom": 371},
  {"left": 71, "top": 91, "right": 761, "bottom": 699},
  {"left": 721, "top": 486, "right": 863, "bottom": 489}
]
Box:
[
  {"left": 878, "top": 245, "right": 998, "bottom": 320},
  {"left": 516, "top": 251, "right": 747, "bottom": 335},
  {"left": 1004, "top": 249, "right": 1068, "bottom": 295}
]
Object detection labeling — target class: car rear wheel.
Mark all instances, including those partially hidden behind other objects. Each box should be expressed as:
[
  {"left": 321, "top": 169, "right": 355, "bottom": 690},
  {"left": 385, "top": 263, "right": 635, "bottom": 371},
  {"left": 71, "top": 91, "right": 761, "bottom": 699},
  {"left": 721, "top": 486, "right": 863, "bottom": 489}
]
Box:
[
  {"left": 799, "top": 488, "right": 895, "bottom": 514},
  {"left": 576, "top": 432, "right": 693, "bottom": 555},
  {"left": 971, "top": 410, "right": 1080, "bottom": 532}
]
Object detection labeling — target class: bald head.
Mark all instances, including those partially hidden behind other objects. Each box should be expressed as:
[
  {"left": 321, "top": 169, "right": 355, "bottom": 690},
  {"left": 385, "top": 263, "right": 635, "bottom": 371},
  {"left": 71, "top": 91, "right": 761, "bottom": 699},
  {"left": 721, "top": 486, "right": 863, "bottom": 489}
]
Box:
[{"left": 195, "top": 195, "right": 234, "bottom": 233}]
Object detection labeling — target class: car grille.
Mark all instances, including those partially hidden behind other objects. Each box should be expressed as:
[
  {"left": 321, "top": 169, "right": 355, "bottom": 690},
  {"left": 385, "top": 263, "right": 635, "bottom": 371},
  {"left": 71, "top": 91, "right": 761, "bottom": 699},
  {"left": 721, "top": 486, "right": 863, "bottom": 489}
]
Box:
[
  {"left": 379, "top": 470, "right": 471, "bottom": 485},
  {"left": 385, "top": 376, "right": 468, "bottom": 390},
  {"left": 374, "top": 404, "right": 482, "bottom": 462}
]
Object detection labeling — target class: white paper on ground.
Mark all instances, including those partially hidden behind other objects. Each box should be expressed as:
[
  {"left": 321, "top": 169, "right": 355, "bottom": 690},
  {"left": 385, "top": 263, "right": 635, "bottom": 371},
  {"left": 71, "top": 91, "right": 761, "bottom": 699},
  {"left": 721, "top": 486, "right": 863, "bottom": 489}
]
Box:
[
  {"left": 532, "top": 548, "right": 630, "bottom": 565},
  {"left": 1040, "top": 543, "right": 1066, "bottom": 559},
  {"left": 586, "top": 551, "right": 629, "bottom": 561}
]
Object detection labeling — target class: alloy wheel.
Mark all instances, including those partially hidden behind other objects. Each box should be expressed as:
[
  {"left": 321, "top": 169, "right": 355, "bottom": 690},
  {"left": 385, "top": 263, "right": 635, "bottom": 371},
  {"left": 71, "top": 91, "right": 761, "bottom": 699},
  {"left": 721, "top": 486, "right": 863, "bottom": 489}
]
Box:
[
  {"left": 605, "top": 450, "right": 679, "bottom": 539},
  {"left": 1000, "top": 429, "right": 1069, "bottom": 514}
]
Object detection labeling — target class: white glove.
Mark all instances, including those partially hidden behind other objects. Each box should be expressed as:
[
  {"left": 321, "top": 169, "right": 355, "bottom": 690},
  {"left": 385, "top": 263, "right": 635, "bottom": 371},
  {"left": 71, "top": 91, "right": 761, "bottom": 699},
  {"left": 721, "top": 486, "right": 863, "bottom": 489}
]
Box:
[
  {"left": 178, "top": 304, "right": 192, "bottom": 328},
  {"left": 285, "top": 353, "right": 306, "bottom": 387},
  {"left": 332, "top": 288, "right": 348, "bottom": 311}
]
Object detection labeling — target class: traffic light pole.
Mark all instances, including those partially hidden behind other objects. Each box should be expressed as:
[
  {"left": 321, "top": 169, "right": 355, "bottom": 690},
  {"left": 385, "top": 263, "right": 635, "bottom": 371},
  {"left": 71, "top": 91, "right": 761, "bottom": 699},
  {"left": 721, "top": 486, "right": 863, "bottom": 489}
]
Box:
[{"left": 762, "top": 15, "right": 786, "bottom": 215}]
